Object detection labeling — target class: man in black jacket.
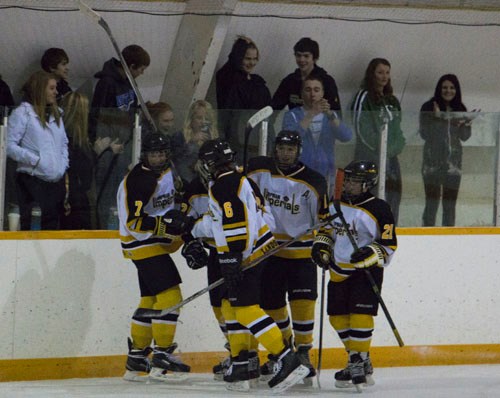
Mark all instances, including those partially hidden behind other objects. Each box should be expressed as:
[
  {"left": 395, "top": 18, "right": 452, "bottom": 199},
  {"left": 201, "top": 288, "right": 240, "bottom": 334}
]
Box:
[{"left": 271, "top": 37, "right": 341, "bottom": 115}]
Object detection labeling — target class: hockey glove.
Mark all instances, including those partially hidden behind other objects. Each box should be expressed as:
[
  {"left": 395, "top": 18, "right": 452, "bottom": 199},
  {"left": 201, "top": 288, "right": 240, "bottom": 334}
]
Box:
[
  {"left": 155, "top": 209, "right": 195, "bottom": 238},
  {"left": 350, "top": 243, "right": 387, "bottom": 268},
  {"left": 312, "top": 233, "right": 334, "bottom": 270},
  {"left": 181, "top": 238, "right": 209, "bottom": 270},
  {"left": 218, "top": 252, "right": 243, "bottom": 291}
]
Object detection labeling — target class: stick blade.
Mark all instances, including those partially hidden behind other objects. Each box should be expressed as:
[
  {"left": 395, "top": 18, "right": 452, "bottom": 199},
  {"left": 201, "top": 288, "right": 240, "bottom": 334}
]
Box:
[
  {"left": 247, "top": 106, "right": 273, "bottom": 129},
  {"left": 77, "top": 0, "right": 101, "bottom": 23}
]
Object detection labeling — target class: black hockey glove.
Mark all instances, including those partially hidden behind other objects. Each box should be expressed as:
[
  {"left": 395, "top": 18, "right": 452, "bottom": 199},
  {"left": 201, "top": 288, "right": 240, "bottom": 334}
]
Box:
[
  {"left": 312, "top": 233, "right": 334, "bottom": 270},
  {"left": 350, "top": 243, "right": 387, "bottom": 269},
  {"left": 154, "top": 209, "right": 195, "bottom": 238},
  {"left": 218, "top": 252, "right": 243, "bottom": 291},
  {"left": 181, "top": 238, "right": 209, "bottom": 270}
]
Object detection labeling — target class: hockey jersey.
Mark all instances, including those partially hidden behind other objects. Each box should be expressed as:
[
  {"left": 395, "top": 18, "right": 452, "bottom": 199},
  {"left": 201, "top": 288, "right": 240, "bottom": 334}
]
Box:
[
  {"left": 117, "top": 163, "right": 183, "bottom": 260},
  {"left": 328, "top": 192, "right": 397, "bottom": 282},
  {"left": 192, "top": 170, "right": 277, "bottom": 266},
  {"left": 247, "top": 156, "right": 330, "bottom": 259}
]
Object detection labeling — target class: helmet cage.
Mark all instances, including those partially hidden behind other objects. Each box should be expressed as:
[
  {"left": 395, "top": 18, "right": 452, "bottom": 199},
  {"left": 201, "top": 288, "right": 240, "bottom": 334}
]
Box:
[{"left": 274, "top": 130, "right": 302, "bottom": 170}]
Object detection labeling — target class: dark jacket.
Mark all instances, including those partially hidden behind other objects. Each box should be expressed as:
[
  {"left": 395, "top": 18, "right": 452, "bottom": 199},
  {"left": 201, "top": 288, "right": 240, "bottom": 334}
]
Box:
[
  {"left": 89, "top": 58, "right": 136, "bottom": 143},
  {"left": 419, "top": 99, "right": 471, "bottom": 174},
  {"left": 0, "top": 78, "right": 14, "bottom": 108},
  {"left": 271, "top": 65, "right": 341, "bottom": 113},
  {"left": 56, "top": 79, "right": 72, "bottom": 103}
]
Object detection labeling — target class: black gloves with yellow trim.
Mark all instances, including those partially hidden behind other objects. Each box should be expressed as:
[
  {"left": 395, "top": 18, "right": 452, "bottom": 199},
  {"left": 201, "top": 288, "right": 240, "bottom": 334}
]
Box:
[
  {"left": 312, "top": 232, "right": 334, "bottom": 270},
  {"left": 350, "top": 242, "right": 387, "bottom": 268},
  {"left": 154, "top": 209, "right": 195, "bottom": 239}
]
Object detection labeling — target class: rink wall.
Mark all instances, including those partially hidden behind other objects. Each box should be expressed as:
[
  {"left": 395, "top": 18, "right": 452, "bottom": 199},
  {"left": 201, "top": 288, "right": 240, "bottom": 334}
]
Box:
[{"left": 1, "top": 228, "right": 500, "bottom": 381}]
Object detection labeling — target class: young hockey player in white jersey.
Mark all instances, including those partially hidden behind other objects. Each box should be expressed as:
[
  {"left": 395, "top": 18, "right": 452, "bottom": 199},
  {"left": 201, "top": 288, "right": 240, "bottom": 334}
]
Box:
[
  {"left": 187, "top": 139, "right": 309, "bottom": 392},
  {"left": 117, "top": 133, "right": 196, "bottom": 382},
  {"left": 312, "top": 160, "right": 397, "bottom": 391},
  {"left": 247, "top": 130, "right": 330, "bottom": 385}
]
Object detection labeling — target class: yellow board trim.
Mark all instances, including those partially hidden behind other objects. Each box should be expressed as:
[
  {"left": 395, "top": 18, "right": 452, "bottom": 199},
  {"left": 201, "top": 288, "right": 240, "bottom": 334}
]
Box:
[
  {"left": 3, "top": 227, "right": 500, "bottom": 241},
  {"left": 1, "top": 344, "right": 499, "bottom": 382}
]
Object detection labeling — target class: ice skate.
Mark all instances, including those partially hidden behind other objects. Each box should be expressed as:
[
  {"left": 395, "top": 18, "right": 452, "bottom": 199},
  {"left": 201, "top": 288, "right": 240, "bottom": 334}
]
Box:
[
  {"left": 123, "top": 338, "right": 152, "bottom": 382},
  {"left": 268, "top": 347, "right": 309, "bottom": 393},
  {"left": 213, "top": 343, "right": 231, "bottom": 381},
  {"left": 296, "top": 343, "right": 316, "bottom": 387},
  {"left": 335, "top": 353, "right": 375, "bottom": 389},
  {"left": 149, "top": 343, "right": 191, "bottom": 382},
  {"left": 259, "top": 357, "right": 276, "bottom": 383},
  {"left": 350, "top": 353, "right": 366, "bottom": 393},
  {"left": 248, "top": 350, "right": 260, "bottom": 388},
  {"left": 224, "top": 350, "right": 250, "bottom": 392}
]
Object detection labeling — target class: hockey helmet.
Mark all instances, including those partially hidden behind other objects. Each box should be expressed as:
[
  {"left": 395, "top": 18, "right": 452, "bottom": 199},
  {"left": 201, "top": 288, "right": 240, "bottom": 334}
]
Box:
[
  {"left": 141, "top": 133, "right": 171, "bottom": 173},
  {"left": 198, "top": 139, "right": 236, "bottom": 178},
  {"left": 274, "top": 130, "right": 302, "bottom": 170},
  {"left": 343, "top": 160, "right": 379, "bottom": 200}
]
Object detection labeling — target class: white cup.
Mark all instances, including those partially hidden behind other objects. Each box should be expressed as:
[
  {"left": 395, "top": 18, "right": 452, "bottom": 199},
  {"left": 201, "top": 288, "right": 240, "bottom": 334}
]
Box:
[{"left": 8, "top": 213, "right": 20, "bottom": 231}]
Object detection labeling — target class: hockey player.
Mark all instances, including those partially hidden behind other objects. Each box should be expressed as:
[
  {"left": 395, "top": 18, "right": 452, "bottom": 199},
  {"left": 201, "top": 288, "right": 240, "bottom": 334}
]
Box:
[
  {"left": 189, "top": 139, "right": 309, "bottom": 392},
  {"left": 311, "top": 160, "right": 397, "bottom": 391},
  {"left": 246, "top": 130, "right": 330, "bottom": 385},
  {"left": 117, "top": 133, "right": 193, "bottom": 382},
  {"left": 181, "top": 162, "right": 233, "bottom": 380}
]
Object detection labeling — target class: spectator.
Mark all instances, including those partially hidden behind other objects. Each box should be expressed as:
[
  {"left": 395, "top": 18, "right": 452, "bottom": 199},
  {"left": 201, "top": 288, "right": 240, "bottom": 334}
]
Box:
[
  {"left": 0, "top": 75, "right": 15, "bottom": 109},
  {"left": 216, "top": 36, "right": 271, "bottom": 151},
  {"left": 419, "top": 74, "right": 478, "bottom": 226},
  {"left": 1, "top": 75, "right": 16, "bottom": 230},
  {"left": 90, "top": 44, "right": 150, "bottom": 228},
  {"left": 6, "top": 70, "right": 68, "bottom": 230},
  {"left": 352, "top": 58, "right": 405, "bottom": 223},
  {"left": 173, "top": 100, "right": 219, "bottom": 183},
  {"left": 145, "top": 101, "right": 175, "bottom": 137},
  {"left": 41, "top": 48, "right": 72, "bottom": 102},
  {"left": 271, "top": 37, "right": 341, "bottom": 114},
  {"left": 282, "top": 75, "right": 352, "bottom": 193},
  {"left": 60, "top": 92, "right": 95, "bottom": 230}
]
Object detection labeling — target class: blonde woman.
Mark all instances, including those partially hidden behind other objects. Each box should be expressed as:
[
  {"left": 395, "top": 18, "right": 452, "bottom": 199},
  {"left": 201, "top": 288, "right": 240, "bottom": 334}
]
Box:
[
  {"left": 7, "top": 70, "right": 68, "bottom": 230},
  {"left": 173, "top": 100, "right": 219, "bottom": 182},
  {"left": 60, "top": 92, "right": 96, "bottom": 229}
]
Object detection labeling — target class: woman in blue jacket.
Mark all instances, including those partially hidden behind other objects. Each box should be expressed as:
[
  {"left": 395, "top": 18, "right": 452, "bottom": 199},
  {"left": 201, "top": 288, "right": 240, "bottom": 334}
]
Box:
[{"left": 7, "top": 70, "right": 69, "bottom": 230}]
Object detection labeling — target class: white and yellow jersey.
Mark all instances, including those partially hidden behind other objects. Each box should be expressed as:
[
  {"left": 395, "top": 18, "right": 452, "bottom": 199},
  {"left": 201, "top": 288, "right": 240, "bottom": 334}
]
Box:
[
  {"left": 192, "top": 169, "right": 277, "bottom": 266},
  {"left": 247, "top": 156, "right": 330, "bottom": 259},
  {"left": 328, "top": 192, "right": 398, "bottom": 282},
  {"left": 117, "top": 163, "right": 182, "bottom": 260}
]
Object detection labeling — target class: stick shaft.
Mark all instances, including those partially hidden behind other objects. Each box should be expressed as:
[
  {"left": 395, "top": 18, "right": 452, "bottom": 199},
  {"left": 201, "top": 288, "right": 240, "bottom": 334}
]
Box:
[{"left": 134, "top": 216, "right": 336, "bottom": 320}]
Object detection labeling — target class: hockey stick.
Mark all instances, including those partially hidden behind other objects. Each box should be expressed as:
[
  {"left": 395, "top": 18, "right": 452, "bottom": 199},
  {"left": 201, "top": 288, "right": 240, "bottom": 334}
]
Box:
[
  {"left": 333, "top": 169, "right": 404, "bottom": 347},
  {"left": 77, "top": 0, "right": 156, "bottom": 132},
  {"left": 134, "top": 215, "right": 337, "bottom": 320},
  {"left": 242, "top": 106, "right": 273, "bottom": 174},
  {"left": 77, "top": 0, "right": 184, "bottom": 187},
  {"left": 316, "top": 172, "right": 341, "bottom": 388}
]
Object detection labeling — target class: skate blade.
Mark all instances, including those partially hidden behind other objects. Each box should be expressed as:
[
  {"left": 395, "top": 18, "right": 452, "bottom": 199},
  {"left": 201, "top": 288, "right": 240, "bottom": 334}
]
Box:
[
  {"left": 302, "top": 376, "right": 313, "bottom": 387},
  {"left": 123, "top": 370, "right": 149, "bottom": 382},
  {"left": 225, "top": 380, "right": 250, "bottom": 392},
  {"left": 335, "top": 377, "right": 375, "bottom": 389},
  {"left": 270, "top": 364, "right": 309, "bottom": 394},
  {"left": 149, "top": 367, "right": 190, "bottom": 383},
  {"left": 259, "top": 374, "right": 274, "bottom": 383},
  {"left": 249, "top": 378, "right": 260, "bottom": 388},
  {"left": 354, "top": 383, "right": 363, "bottom": 393},
  {"left": 213, "top": 373, "right": 224, "bottom": 381}
]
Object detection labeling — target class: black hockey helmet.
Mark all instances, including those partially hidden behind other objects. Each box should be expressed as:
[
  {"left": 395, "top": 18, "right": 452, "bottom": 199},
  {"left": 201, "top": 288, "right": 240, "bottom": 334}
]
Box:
[
  {"left": 198, "top": 139, "right": 236, "bottom": 177},
  {"left": 343, "top": 160, "right": 379, "bottom": 197},
  {"left": 274, "top": 130, "right": 302, "bottom": 170},
  {"left": 141, "top": 133, "right": 171, "bottom": 173}
]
